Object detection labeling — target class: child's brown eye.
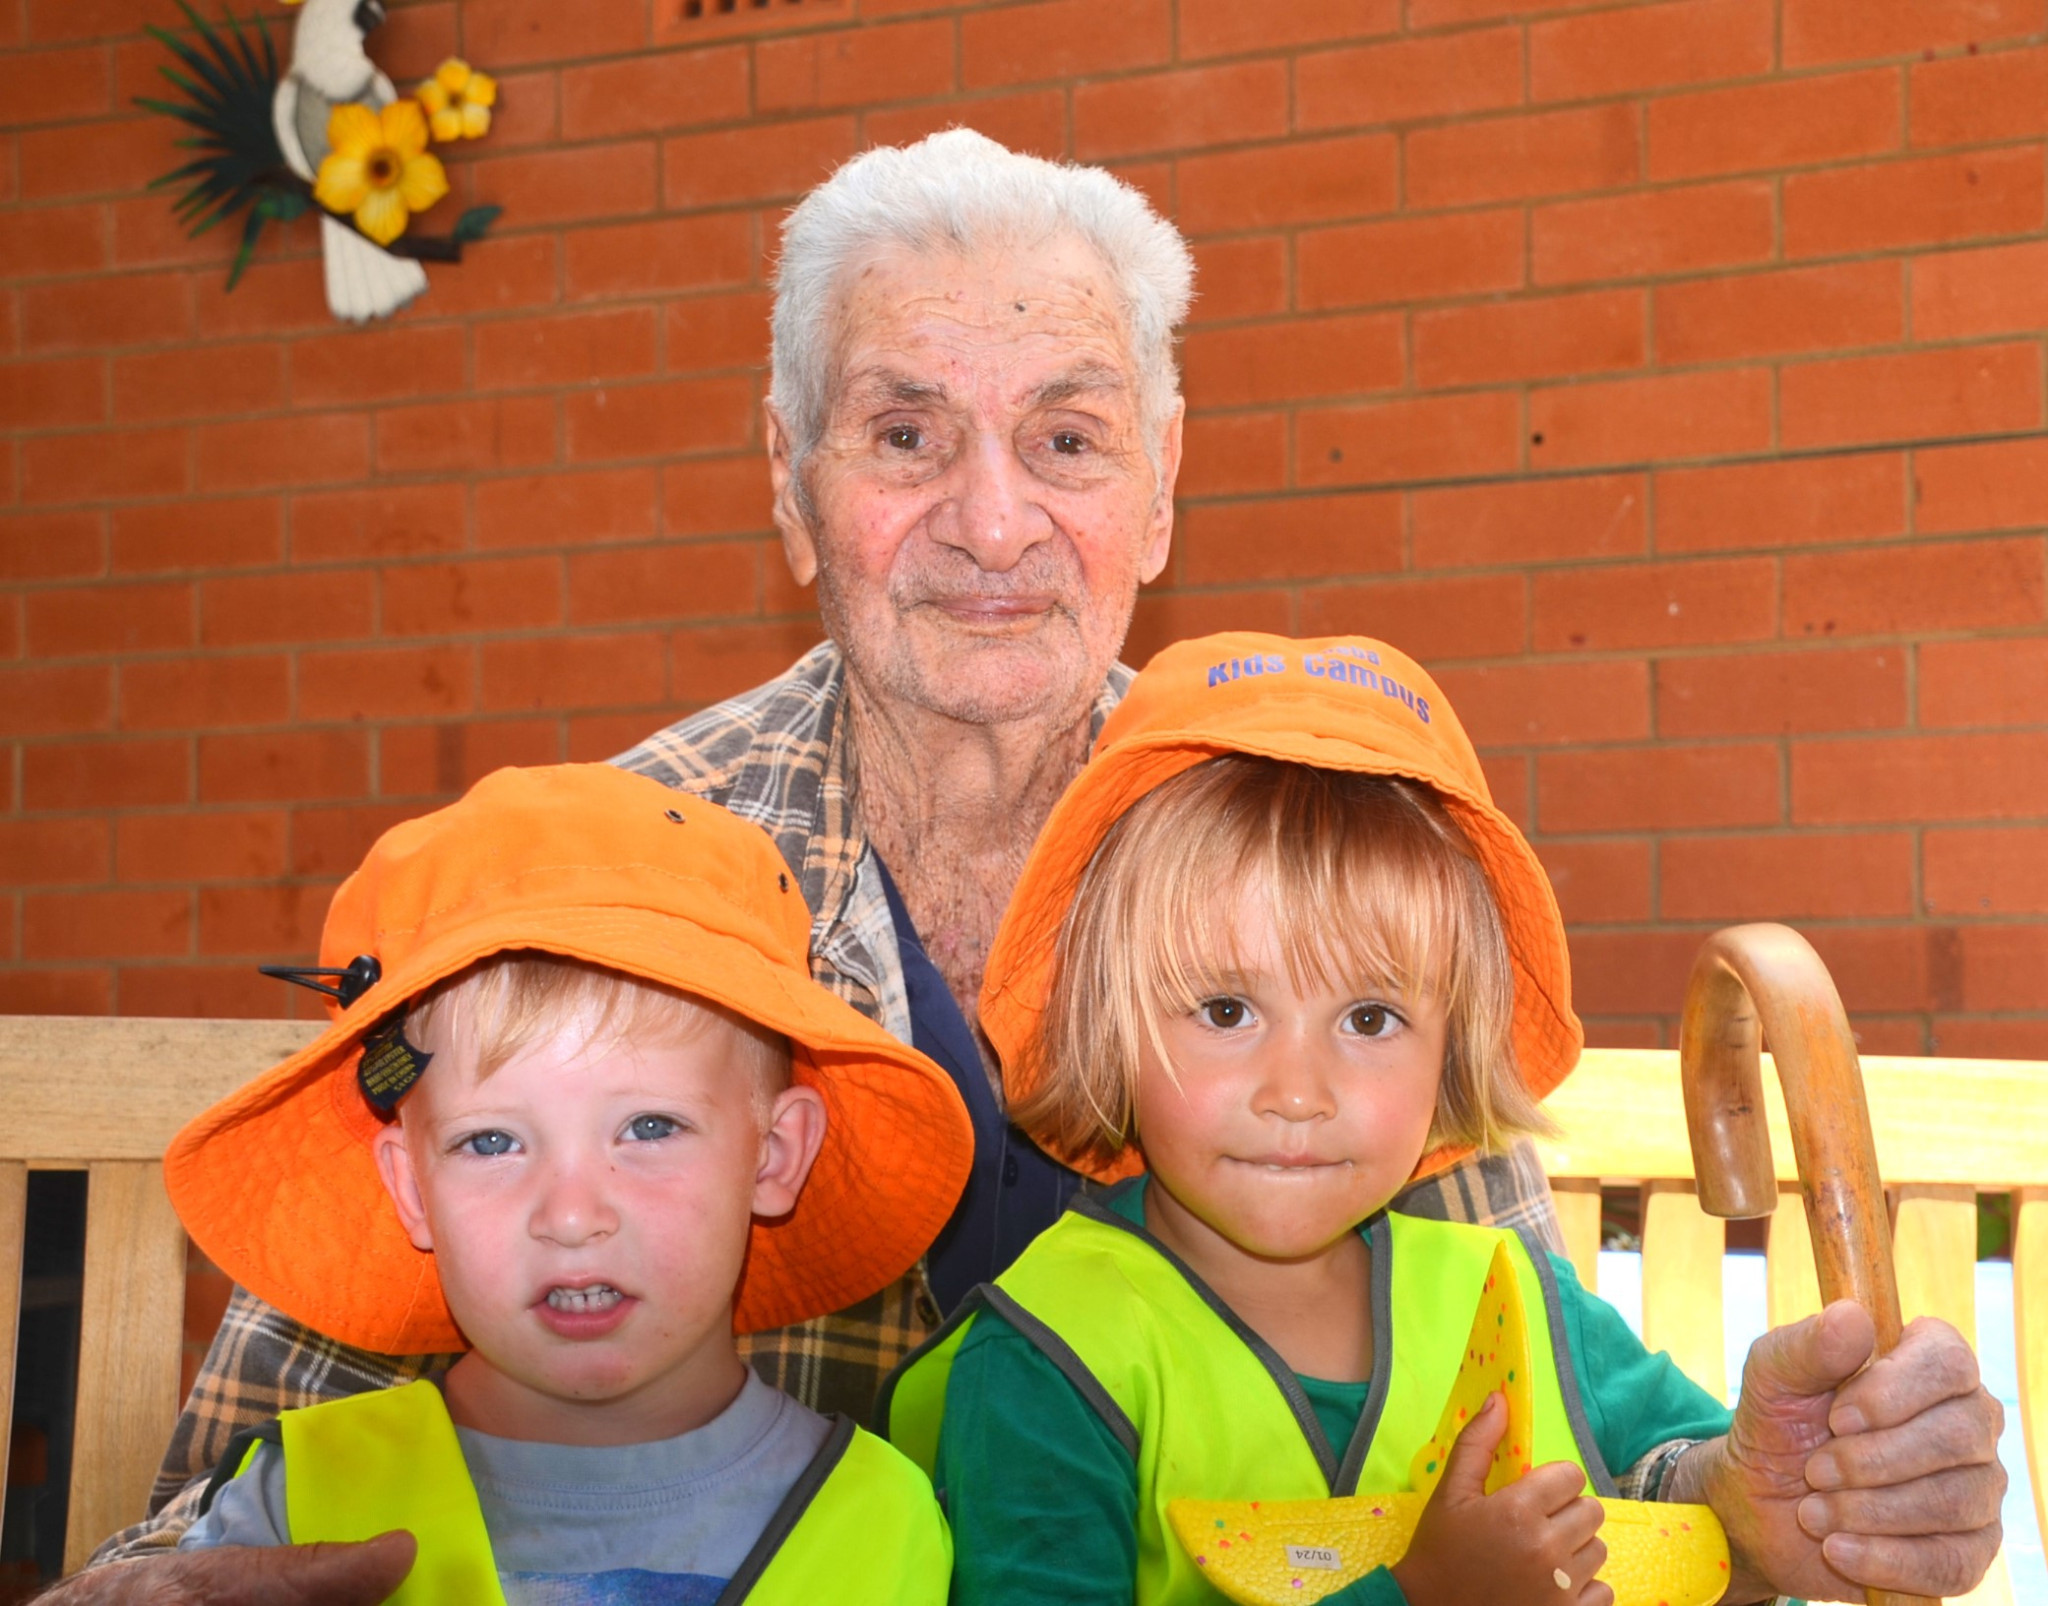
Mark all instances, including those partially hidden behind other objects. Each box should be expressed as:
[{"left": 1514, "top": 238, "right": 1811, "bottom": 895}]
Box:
[
  {"left": 1198, "top": 997, "right": 1247, "bottom": 1029},
  {"left": 1347, "top": 1004, "right": 1393, "bottom": 1037}
]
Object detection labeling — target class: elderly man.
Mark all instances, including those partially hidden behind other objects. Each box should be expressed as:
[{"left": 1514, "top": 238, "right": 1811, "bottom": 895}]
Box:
[{"left": 59, "top": 133, "right": 2002, "bottom": 1605}]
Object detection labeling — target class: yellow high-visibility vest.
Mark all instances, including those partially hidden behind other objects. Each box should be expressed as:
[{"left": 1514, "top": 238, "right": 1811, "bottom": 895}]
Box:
[
  {"left": 885, "top": 1200, "right": 1610, "bottom": 1605},
  {"left": 229, "top": 1378, "right": 950, "bottom": 1604}
]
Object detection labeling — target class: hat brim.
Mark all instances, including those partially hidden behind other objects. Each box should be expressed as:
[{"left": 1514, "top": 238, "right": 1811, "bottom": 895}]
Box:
[
  {"left": 167, "top": 903, "right": 972, "bottom": 1354},
  {"left": 983, "top": 701, "right": 1581, "bottom": 1185}
]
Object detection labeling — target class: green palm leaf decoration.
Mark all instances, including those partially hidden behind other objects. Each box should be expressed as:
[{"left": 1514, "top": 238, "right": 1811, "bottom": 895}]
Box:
[{"left": 135, "top": 2, "right": 310, "bottom": 290}]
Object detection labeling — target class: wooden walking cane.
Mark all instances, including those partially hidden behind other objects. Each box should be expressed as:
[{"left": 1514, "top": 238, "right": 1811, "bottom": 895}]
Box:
[{"left": 1680, "top": 922, "right": 1937, "bottom": 1606}]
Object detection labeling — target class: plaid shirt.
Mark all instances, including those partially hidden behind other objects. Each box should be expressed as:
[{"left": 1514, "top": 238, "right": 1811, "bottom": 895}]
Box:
[{"left": 97, "top": 641, "right": 1585, "bottom": 1565}]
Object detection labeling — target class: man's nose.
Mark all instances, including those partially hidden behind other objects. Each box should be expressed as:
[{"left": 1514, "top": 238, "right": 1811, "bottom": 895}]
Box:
[
  {"left": 936, "top": 431, "right": 1053, "bottom": 572},
  {"left": 529, "top": 1157, "right": 619, "bottom": 1247}
]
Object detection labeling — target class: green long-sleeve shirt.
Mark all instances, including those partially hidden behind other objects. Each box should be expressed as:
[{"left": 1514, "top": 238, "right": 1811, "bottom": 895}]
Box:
[{"left": 934, "top": 1182, "right": 1732, "bottom": 1606}]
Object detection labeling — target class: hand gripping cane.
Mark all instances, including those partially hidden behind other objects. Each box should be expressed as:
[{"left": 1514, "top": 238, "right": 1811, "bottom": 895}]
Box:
[{"left": 1679, "top": 921, "right": 1936, "bottom": 1606}]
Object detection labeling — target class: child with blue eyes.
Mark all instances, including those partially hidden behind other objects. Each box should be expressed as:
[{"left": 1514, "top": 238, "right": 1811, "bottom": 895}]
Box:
[
  {"left": 166, "top": 763, "right": 969, "bottom": 1605},
  {"left": 884, "top": 632, "right": 2000, "bottom": 1606}
]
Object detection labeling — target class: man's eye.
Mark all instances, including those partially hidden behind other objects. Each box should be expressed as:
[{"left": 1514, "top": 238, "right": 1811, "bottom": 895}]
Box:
[
  {"left": 461, "top": 1130, "right": 516, "bottom": 1157},
  {"left": 883, "top": 424, "right": 922, "bottom": 451},
  {"left": 1345, "top": 1004, "right": 1396, "bottom": 1037},
  {"left": 1197, "top": 997, "right": 1249, "bottom": 1029},
  {"left": 625, "top": 1114, "right": 680, "bottom": 1142},
  {"left": 1050, "top": 429, "right": 1088, "bottom": 455}
]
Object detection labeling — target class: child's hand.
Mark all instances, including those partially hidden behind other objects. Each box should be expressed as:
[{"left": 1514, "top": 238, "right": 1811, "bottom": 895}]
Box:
[{"left": 1389, "top": 1392, "right": 1612, "bottom": 1606}]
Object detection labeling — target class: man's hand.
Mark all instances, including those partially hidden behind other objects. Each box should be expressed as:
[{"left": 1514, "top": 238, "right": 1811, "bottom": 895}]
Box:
[
  {"left": 34, "top": 1531, "right": 416, "bottom": 1606},
  {"left": 1674, "top": 1301, "right": 2004, "bottom": 1602},
  {"left": 1392, "top": 1391, "right": 1613, "bottom": 1605}
]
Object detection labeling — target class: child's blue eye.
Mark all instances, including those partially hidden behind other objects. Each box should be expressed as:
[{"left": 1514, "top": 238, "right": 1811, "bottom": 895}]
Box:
[
  {"left": 625, "top": 1114, "right": 679, "bottom": 1142},
  {"left": 462, "top": 1130, "right": 517, "bottom": 1157},
  {"left": 1197, "top": 997, "right": 1249, "bottom": 1029},
  {"left": 1345, "top": 1004, "right": 1396, "bottom": 1037}
]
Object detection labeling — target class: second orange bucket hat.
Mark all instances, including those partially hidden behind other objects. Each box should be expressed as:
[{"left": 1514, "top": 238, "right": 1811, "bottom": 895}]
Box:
[
  {"left": 981, "top": 631, "right": 1582, "bottom": 1185},
  {"left": 166, "top": 763, "right": 974, "bottom": 1355}
]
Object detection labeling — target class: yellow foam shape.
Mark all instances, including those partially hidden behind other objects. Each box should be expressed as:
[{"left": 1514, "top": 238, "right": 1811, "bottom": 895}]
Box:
[
  {"left": 1166, "top": 1240, "right": 1732, "bottom": 1604},
  {"left": 1168, "top": 1492, "right": 1730, "bottom": 1606},
  {"left": 1169, "top": 1493, "right": 1423, "bottom": 1604},
  {"left": 1409, "top": 1240, "right": 1532, "bottom": 1499}
]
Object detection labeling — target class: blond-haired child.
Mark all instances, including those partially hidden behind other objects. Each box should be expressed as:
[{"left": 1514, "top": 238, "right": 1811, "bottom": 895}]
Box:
[
  {"left": 167, "top": 763, "right": 971, "bottom": 1605},
  {"left": 885, "top": 632, "right": 2002, "bottom": 1606}
]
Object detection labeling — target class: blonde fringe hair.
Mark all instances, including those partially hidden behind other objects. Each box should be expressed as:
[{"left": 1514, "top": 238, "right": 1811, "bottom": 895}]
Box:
[
  {"left": 1012, "top": 756, "right": 1555, "bottom": 1175},
  {"left": 406, "top": 953, "right": 791, "bottom": 1116}
]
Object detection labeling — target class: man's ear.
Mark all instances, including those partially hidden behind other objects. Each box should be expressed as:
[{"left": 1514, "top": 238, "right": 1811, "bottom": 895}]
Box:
[
  {"left": 1139, "top": 398, "right": 1185, "bottom": 586},
  {"left": 765, "top": 399, "right": 820, "bottom": 588},
  {"left": 752, "top": 1083, "right": 828, "bottom": 1220},
  {"left": 372, "top": 1119, "right": 436, "bottom": 1253}
]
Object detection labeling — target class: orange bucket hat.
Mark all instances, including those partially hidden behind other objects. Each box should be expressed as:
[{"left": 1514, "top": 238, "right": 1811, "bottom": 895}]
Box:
[
  {"left": 981, "top": 631, "right": 1582, "bottom": 1186},
  {"left": 166, "top": 763, "right": 974, "bottom": 1355}
]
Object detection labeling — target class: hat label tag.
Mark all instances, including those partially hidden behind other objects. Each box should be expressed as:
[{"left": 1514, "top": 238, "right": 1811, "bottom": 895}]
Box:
[{"left": 358, "top": 1015, "right": 433, "bottom": 1111}]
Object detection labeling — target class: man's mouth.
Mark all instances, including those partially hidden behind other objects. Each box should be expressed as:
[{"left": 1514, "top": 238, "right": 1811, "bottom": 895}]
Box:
[
  {"left": 545, "top": 1283, "right": 624, "bottom": 1312},
  {"left": 926, "top": 593, "right": 1057, "bottom": 622}
]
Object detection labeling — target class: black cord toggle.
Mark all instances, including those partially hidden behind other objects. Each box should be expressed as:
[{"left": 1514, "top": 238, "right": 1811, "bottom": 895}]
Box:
[{"left": 258, "top": 954, "right": 383, "bottom": 1008}]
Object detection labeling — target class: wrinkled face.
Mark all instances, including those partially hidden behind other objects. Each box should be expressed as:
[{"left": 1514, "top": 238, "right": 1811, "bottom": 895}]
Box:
[
  {"left": 374, "top": 1004, "right": 810, "bottom": 1439},
  {"left": 772, "top": 235, "right": 1183, "bottom": 730},
  {"left": 1134, "top": 883, "right": 1448, "bottom": 1267}
]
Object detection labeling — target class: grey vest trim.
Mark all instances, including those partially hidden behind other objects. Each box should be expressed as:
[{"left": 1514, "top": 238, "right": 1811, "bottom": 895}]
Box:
[
  {"left": 1520, "top": 1230, "right": 1619, "bottom": 1498},
  {"left": 875, "top": 1288, "right": 974, "bottom": 1440},
  {"left": 1334, "top": 1213, "right": 1398, "bottom": 1493},
  {"left": 1069, "top": 1188, "right": 1357, "bottom": 1493},
  {"left": 982, "top": 1282, "right": 1142, "bottom": 1462},
  {"left": 711, "top": 1412, "right": 856, "bottom": 1605},
  {"left": 877, "top": 1281, "right": 1141, "bottom": 1465}
]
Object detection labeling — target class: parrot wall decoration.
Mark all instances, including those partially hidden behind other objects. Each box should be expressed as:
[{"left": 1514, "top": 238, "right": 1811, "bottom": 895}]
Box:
[
  {"left": 273, "top": 0, "right": 428, "bottom": 322},
  {"left": 139, "top": 0, "right": 501, "bottom": 324}
]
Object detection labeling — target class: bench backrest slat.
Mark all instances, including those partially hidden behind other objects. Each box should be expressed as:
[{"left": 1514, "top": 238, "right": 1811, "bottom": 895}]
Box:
[
  {"left": 1541, "top": 1049, "right": 2047, "bottom": 1187},
  {"left": 2016, "top": 1190, "right": 2048, "bottom": 1577},
  {"left": 1895, "top": 1184, "right": 1979, "bottom": 1343},
  {"left": 65, "top": 1161, "right": 187, "bottom": 1574},
  {"left": 1763, "top": 1186, "right": 1825, "bottom": 1331},
  {"left": 0, "top": 1015, "right": 323, "bottom": 1165},
  {"left": 1639, "top": 1181, "right": 1727, "bottom": 1404}
]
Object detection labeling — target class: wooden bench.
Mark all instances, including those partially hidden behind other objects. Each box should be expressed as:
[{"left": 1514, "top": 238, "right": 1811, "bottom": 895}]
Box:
[{"left": 2, "top": 1009, "right": 2044, "bottom": 1592}]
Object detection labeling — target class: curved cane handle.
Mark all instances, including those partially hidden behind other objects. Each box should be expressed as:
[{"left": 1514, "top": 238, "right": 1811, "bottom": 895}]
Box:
[{"left": 1677, "top": 923, "right": 1933, "bottom": 1606}]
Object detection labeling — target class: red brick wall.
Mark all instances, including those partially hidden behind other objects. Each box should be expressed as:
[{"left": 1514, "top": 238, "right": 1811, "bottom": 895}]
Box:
[{"left": 5, "top": 0, "right": 2048, "bottom": 1064}]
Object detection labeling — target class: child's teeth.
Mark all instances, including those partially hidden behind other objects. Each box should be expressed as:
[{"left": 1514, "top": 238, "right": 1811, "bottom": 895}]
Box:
[{"left": 547, "top": 1285, "right": 622, "bottom": 1312}]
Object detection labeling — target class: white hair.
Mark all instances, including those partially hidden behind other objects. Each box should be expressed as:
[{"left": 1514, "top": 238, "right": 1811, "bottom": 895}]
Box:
[{"left": 770, "top": 129, "right": 1195, "bottom": 477}]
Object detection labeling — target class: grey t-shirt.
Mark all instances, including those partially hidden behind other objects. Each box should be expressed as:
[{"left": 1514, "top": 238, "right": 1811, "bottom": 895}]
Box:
[{"left": 179, "top": 1372, "right": 833, "bottom": 1605}]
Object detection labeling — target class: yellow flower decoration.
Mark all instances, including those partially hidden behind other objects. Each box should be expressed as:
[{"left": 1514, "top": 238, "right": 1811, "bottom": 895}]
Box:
[
  {"left": 314, "top": 100, "right": 449, "bottom": 247},
  {"left": 417, "top": 58, "right": 497, "bottom": 142}
]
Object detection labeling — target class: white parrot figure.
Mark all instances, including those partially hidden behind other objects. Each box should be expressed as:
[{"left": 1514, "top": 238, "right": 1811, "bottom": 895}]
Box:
[{"left": 272, "top": 0, "right": 427, "bottom": 323}]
